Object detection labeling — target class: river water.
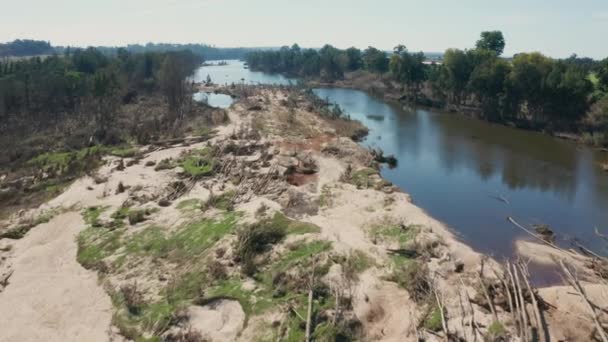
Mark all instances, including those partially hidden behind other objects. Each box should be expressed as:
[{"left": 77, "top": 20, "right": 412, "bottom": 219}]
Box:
[{"left": 193, "top": 60, "right": 608, "bottom": 283}]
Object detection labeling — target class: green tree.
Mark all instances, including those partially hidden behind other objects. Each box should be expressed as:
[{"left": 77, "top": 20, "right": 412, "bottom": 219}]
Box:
[
  {"left": 598, "top": 58, "right": 608, "bottom": 92},
  {"left": 362, "top": 47, "right": 388, "bottom": 73},
  {"left": 345, "top": 47, "right": 362, "bottom": 71},
  {"left": 476, "top": 31, "right": 506, "bottom": 56}
]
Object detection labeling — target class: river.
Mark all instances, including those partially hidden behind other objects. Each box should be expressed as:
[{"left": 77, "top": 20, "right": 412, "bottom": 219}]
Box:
[{"left": 193, "top": 60, "right": 608, "bottom": 284}]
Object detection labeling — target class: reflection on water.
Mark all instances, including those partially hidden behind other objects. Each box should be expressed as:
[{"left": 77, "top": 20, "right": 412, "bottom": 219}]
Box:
[
  {"left": 314, "top": 88, "right": 608, "bottom": 267},
  {"left": 191, "top": 59, "right": 294, "bottom": 85},
  {"left": 193, "top": 92, "right": 234, "bottom": 109}
]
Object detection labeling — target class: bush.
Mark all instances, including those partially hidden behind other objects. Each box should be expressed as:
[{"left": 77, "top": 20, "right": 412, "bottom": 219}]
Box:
[
  {"left": 128, "top": 210, "right": 147, "bottom": 225},
  {"left": 120, "top": 283, "right": 145, "bottom": 315},
  {"left": 234, "top": 218, "right": 287, "bottom": 272},
  {"left": 423, "top": 305, "right": 443, "bottom": 332},
  {"left": 387, "top": 260, "right": 430, "bottom": 302},
  {"left": 154, "top": 158, "right": 176, "bottom": 171}
]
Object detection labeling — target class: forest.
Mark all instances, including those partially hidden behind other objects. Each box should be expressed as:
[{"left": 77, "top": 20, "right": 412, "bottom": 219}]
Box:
[
  {"left": 246, "top": 32, "right": 608, "bottom": 141},
  {"left": 0, "top": 47, "right": 204, "bottom": 165}
]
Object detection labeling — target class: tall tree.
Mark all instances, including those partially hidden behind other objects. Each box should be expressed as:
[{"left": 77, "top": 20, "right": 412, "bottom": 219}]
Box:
[{"left": 476, "top": 31, "right": 506, "bottom": 56}]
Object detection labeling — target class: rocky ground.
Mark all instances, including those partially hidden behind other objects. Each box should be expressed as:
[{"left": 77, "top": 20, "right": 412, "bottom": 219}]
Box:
[{"left": 1, "top": 85, "right": 607, "bottom": 341}]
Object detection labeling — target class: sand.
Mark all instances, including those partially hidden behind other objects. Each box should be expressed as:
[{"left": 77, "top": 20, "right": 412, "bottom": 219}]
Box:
[{"left": 0, "top": 212, "right": 112, "bottom": 342}]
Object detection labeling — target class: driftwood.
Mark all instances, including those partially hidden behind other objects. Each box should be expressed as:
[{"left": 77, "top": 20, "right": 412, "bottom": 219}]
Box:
[
  {"left": 518, "top": 262, "right": 547, "bottom": 342},
  {"left": 512, "top": 262, "right": 530, "bottom": 341},
  {"left": 458, "top": 276, "right": 478, "bottom": 342},
  {"left": 305, "top": 257, "right": 316, "bottom": 342},
  {"left": 479, "top": 260, "right": 498, "bottom": 322},
  {"left": 433, "top": 286, "right": 449, "bottom": 341},
  {"left": 595, "top": 227, "right": 608, "bottom": 244},
  {"left": 559, "top": 260, "right": 608, "bottom": 342},
  {"left": 496, "top": 269, "right": 516, "bottom": 334},
  {"left": 506, "top": 262, "right": 523, "bottom": 338}
]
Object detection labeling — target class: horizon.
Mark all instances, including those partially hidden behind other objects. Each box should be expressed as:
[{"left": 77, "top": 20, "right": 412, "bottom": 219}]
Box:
[{"left": 1, "top": 0, "right": 607, "bottom": 59}]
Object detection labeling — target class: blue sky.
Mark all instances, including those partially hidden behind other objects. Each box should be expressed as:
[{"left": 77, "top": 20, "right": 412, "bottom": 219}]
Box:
[{"left": 2, "top": 0, "right": 607, "bottom": 58}]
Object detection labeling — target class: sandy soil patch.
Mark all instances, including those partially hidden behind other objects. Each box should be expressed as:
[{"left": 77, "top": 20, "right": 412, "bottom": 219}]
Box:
[
  {"left": 188, "top": 300, "right": 245, "bottom": 341},
  {"left": 0, "top": 212, "right": 112, "bottom": 342}
]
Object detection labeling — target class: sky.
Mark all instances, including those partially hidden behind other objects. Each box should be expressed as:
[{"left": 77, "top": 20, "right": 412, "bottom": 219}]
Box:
[{"left": 2, "top": 0, "right": 607, "bottom": 59}]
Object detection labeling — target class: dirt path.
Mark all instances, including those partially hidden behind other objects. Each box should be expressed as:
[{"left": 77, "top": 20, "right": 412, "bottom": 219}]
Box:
[{"left": 0, "top": 212, "right": 112, "bottom": 342}]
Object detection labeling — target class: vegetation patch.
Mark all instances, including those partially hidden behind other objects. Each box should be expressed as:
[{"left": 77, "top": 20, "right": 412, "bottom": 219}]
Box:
[
  {"left": 204, "top": 190, "right": 235, "bottom": 211},
  {"left": 368, "top": 220, "right": 420, "bottom": 247},
  {"left": 27, "top": 146, "right": 108, "bottom": 179},
  {"left": 154, "top": 158, "right": 177, "bottom": 171},
  {"left": 422, "top": 305, "right": 443, "bottom": 332},
  {"left": 180, "top": 147, "right": 217, "bottom": 178},
  {"left": 486, "top": 320, "right": 507, "bottom": 339},
  {"left": 77, "top": 225, "right": 123, "bottom": 270},
  {"left": 0, "top": 208, "right": 61, "bottom": 239},
  {"left": 342, "top": 167, "right": 379, "bottom": 189},
  {"left": 341, "top": 249, "right": 375, "bottom": 280},
  {"left": 175, "top": 198, "right": 202, "bottom": 212},
  {"left": 110, "top": 146, "right": 140, "bottom": 159},
  {"left": 126, "top": 212, "right": 239, "bottom": 262}
]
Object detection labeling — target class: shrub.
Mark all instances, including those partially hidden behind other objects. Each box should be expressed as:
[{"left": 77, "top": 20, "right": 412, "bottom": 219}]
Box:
[
  {"left": 207, "top": 260, "right": 228, "bottom": 281},
  {"left": 128, "top": 210, "right": 147, "bottom": 225},
  {"left": 387, "top": 260, "right": 430, "bottom": 302},
  {"left": 154, "top": 158, "right": 176, "bottom": 171},
  {"left": 180, "top": 148, "right": 217, "bottom": 178},
  {"left": 423, "top": 305, "right": 443, "bottom": 332},
  {"left": 234, "top": 218, "right": 287, "bottom": 273},
  {"left": 120, "top": 283, "right": 145, "bottom": 315}
]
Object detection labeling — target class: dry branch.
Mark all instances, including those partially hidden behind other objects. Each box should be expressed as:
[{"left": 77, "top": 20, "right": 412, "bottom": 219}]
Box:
[
  {"left": 305, "top": 257, "right": 316, "bottom": 342},
  {"left": 559, "top": 260, "right": 608, "bottom": 342},
  {"left": 518, "top": 262, "right": 547, "bottom": 342},
  {"left": 512, "top": 262, "right": 530, "bottom": 341}
]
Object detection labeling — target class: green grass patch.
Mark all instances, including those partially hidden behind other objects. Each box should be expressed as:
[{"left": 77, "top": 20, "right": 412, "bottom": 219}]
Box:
[
  {"left": 348, "top": 167, "right": 378, "bottom": 188},
  {"left": 27, "top": 145, "right": 108, "bottom": 178},
  {"left": 77, "top": 225, "right": 123, "bottom": 269},
  {"left": 125, "top": 212, "right": 239, "bottom": 261},
  {"left": 423, "top": 305, "right": 443, "bottom": 332},
  {"left": 110, "top": 146, "right": 140, "bottom": 158},
  {"left": 487, "top": 320, "right": 506, "bottom": 339},
  {"left": 83, "top": 206, "right": 108, "bottom": 227},
  {"left": 175, "top": 198, "right": 202, "bottom": 212},
  {"left": 180, "top": 148, "right": 217, "bottom": 178},
  {"left": 369, "top": 221, "right": 419, "bottom": 248},
  {"left": 205, "top": 190, "right": 235, "bottom": 211},
  {"left": 272, "top": 241, "right": 332, "bottom": 275},
  {"left": 269, "top": 212, "right": 320, "bottom": 235},
  {"left": 343, "top": 250, "right": 375, "bottom": 279}
]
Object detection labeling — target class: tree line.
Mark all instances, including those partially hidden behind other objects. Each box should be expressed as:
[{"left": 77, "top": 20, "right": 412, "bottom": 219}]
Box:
[
  {"left": 246, "top": 32, "right": 608, "bottom": 135},
  {"left": 0, "top": 47, "right": 202, "bottom": 140},
  {"left": 0, "top": 40, "right": 53, "bottom": 57},
  {"left": 0, "top": 39, "right": 255, "bottom": 60}
]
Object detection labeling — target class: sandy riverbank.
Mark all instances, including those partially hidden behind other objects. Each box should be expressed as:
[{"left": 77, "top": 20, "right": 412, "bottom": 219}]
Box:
[{"left": 0, "top": 85, "right": 606, "bottom": 341}]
